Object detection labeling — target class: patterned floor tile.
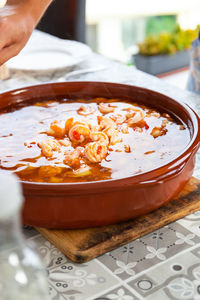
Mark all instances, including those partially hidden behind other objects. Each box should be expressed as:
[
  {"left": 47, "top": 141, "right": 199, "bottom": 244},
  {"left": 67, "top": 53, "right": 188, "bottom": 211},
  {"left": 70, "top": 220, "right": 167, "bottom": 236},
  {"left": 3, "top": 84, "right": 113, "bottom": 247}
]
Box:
[
  {"left": 95, "top": 285, "right": 139, "bottom": 300},
  {"left": 97, "top": 240, "right": 145, "bottom": 281},
  {"left": 97, "top": 222, "right": 199, "bottom": 282},
  {"left": 178, "top": 210, "right": 200, "bottom": 237},
  {"left": 32, "top": 235, "right": 69, "bottom": 269},
  {"left": 48, "top": 259, "right": 120, "bottom": 300},
  {"left": 127, "top": 245, "right": 200, "bottom": 299}
]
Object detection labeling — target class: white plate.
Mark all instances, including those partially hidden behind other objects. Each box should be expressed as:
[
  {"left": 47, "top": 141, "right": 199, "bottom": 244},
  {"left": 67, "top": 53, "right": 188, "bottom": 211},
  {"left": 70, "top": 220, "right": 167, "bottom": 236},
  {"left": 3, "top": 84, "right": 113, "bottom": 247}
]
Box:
[
  {"left": 7, "top": 47, "right": 86, "bottom": 72},
  {"left": 7, "top": 30, "right": 92, "bottom": 74}
]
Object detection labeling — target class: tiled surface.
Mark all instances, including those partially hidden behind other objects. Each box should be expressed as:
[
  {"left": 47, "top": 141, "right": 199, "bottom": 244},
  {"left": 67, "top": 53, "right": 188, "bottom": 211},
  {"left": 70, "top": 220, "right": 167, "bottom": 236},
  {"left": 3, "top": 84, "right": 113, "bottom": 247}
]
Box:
[
  {"left": 29, "top": 219, "right": 200, "bottom": 299},
  {"left": 1, "top": 30, "right": 200, "bottom": 300}
]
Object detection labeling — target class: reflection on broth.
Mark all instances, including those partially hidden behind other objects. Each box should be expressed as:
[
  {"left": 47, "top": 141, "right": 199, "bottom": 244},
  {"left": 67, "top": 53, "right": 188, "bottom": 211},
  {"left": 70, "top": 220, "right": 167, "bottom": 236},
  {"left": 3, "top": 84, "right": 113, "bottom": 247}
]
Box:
[{"left": 0, "top": 98, "right": 190, "bottom": 183}]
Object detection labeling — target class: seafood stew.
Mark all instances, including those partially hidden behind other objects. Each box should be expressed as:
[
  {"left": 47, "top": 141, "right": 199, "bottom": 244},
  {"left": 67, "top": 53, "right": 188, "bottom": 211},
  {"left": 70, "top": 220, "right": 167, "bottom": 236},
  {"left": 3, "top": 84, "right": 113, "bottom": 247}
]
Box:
[{"left": 0, "top": 97, "right": 190, "bottom": 183}]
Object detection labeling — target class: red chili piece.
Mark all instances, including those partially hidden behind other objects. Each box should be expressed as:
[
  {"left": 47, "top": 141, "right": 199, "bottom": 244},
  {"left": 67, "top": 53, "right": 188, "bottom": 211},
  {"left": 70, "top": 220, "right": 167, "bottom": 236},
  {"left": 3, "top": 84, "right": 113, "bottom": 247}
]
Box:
[
  {"left": 97, "top": 145, "right": 102, "bottom": 154},
  {"left": 73, "top": 130, "right": 80, "bottom": 140}
]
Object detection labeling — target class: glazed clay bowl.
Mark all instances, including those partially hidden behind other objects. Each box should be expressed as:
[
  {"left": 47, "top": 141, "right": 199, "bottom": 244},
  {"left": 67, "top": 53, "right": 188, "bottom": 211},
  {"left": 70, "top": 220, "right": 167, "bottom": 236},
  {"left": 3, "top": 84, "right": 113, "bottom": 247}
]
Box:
[{"left": 0, "top": 81, "right": 200, "bottom": 229}]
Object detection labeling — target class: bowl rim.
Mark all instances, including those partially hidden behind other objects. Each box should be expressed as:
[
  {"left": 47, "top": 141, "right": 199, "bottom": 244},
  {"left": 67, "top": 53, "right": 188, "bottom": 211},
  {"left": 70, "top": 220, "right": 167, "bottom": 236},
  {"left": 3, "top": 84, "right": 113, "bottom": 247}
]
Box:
[{"left": 1, "top": 81, "right": 200, "bottom": 191}]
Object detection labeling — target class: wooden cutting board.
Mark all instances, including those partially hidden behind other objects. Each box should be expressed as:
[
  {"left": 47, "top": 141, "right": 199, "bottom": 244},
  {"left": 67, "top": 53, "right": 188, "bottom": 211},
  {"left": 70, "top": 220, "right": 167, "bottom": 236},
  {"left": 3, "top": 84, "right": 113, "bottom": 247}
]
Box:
[{"left": 37, "top": 177, "right": 200, "bottom": 263}]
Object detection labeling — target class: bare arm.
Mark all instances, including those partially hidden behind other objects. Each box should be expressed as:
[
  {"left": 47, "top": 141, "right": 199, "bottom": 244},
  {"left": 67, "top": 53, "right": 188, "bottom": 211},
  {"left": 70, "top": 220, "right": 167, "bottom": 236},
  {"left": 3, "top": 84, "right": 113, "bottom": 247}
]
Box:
[{"left": 0, "top": 0, "right": 53, "bottom": 65}]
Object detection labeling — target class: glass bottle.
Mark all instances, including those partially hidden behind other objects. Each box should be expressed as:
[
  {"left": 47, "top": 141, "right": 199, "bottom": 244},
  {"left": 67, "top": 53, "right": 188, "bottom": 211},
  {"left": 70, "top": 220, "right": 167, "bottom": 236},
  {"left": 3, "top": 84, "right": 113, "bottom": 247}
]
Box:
[{"left": 0, "top": 173, "right": 49, "bottom": 300}]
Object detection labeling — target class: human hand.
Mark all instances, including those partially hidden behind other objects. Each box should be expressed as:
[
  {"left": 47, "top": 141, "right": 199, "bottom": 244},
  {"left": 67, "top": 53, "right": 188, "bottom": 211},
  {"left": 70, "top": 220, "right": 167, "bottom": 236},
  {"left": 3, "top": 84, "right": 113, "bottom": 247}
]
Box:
[
  {"left": 0, "top": 4, "right": 35, "bottom": 65},
  {"left": 0, "top": 0, "right": 52, "bottom": 65}
]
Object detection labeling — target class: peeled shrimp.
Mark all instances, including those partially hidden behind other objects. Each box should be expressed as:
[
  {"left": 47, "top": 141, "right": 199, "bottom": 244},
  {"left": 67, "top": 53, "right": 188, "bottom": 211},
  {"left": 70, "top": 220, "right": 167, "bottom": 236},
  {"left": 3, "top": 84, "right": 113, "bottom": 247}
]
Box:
[
  {"left": 64, "top": 146, "right": 84, "bottom": 168},
  {"left": 103, "top": 127, "right": 115, "bottom": 139},
  {"left": 149, "top": 111, "right": 161, "bottom": 118},
  {"left": 110, "top": 114, "right": 126, "bottom": 125},
  {"left": 65, "top": 118, "right": 90, "bottom": 132},
  {"left": 97, "top": 116, "right": 120, "bottom": 143},
  {"left": 98, "top": 103, "right": 115, "bottom": 114},
  {"left": 99, "top": 117, "right": 117, "bottom": 130},
  {"left": 90, "top": 131, "right": 109, "bottom": 145},
  {"left": 68, "top": 124, "right": 90, "bottom": 143},
  {"left": 85, "top": 142, "right": 107, "bottom": 163},
  {"left": 73, "top": 119, "right": 91, "bottom": 129},
  {"left": 124, "top": 145, "right": 131, "bottom": 153},
  {"left": 38, "top": 138, "right": 60, "bottom": 158},
  {"left": 109, "top": 130, "right": 122, "bottom": 145},
  {"left": 126, "top": 110, "right": 145, "bottom": 126},
  {"left": 123, "top": 106, "right": 142, "bottom": 112},
  {"left": 91, "top": 124, "right": 101, "bottom": 132},
  {"left": 123, "top": 107, "right": 144, "bottom": 119},
  {"left": 65, "top": 117, "right": 74, "bottom": 133},
  {"left": 47, "top": 120, "right": 66, "bottom": 138},
  {"left": 58, "top": 138, "right": 71, "bottom": 147},
  {"left": 77, "top": 105, "right": 95, "bottom": 116},
  {"left": 151, "top": 126, "right": 168, "bottom": 138}
]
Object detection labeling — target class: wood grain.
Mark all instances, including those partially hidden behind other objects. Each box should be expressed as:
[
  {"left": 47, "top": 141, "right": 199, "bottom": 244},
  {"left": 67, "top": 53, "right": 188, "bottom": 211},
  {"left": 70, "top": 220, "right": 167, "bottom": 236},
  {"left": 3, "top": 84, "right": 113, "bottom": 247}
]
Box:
[{"left": 37, "top": 177, "right": 200, "bottom": 263}]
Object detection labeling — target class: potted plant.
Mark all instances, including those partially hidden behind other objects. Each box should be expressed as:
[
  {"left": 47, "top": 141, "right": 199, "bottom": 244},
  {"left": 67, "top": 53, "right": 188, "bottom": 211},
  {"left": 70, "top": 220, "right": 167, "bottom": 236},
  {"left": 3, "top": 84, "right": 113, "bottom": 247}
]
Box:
[{"left": 133, "top": 26, "right": 199, "bottom": 75}]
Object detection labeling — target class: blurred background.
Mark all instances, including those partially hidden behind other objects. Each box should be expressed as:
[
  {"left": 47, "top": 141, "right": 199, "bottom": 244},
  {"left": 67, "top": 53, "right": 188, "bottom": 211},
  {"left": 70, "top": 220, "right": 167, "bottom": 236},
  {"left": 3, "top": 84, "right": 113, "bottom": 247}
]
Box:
[
  {"left": 30, "top": 0, "right": 200, "bottom": 89},
  {"left": 85, "top": 0, "right": 200, "bottom": 89},
  {"left": 86, "top": 0, "right": 199, "bottom": 62}
]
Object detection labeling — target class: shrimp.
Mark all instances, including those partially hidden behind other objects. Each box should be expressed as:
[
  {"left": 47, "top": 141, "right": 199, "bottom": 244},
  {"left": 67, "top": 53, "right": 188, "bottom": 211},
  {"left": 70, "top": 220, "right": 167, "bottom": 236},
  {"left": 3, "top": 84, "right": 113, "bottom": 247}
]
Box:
[
  {"left": 74, "top": 119, "right": 91, "bottom": 129},
  {"left": 58, "top": 138, "right": 71, "bottom": 147},
  {"left": 98, "top": 103, "right": 116, "bottom": 114},
  {"left": 68, "top": 124, "right": 90, "bottom": 143},
  {"left": 65, "top": 118, "right": 90, "bottom": 133},
  {"left": 98, "top": 116, "right": 117, "bottom": 130},
  {"left": 126, "top": 110, "right": 145, "bottom": 126},
  {"left": 124, "top": 145, "right": 131, "bottom": 153},
  {"left": 84, "top": 142, "right": 107, "bottom": 163},
  {"left": 38, "top": 138, "right": 60, "bottom": 158},
  {"left": 110, "top": 114, "right": 126, "bottom": 125},
  {"left": 47, "top": 120, "right": 65, "bottom": 138},
  {"left": 151, "top": 126, "right": 168, "bottom": 138},
  {"left": 149, "top": 111, "right": 161, "bottom": 118},
  {"left": 77, "top": 105, "right": 95, "bottom": 116},
  {"left": 65, "top": 117, "right": 74, "bottom": 133},
  {"left": 109, "top": 130, "right": 122, "bottom": 145},
  {"left": 91, "top": 124, "right": 101, "bottom": 132},
  {"left": 123, "top": 106, "right": 142, "bottom": 112},
  {"left": 73, "top": 165, "right": 91, "bottom": 177},
  {"left": 90, "top": 131, "right": 109, "bottom": 145},
  {"left": 123, "top": 107, "right": 143, "bottom": 119},
  {"left": 64, "top": 146, "right": 84, "bottom": 168},
  {"left": 98, "top": 116, "right": 119, "bottom": 143}
]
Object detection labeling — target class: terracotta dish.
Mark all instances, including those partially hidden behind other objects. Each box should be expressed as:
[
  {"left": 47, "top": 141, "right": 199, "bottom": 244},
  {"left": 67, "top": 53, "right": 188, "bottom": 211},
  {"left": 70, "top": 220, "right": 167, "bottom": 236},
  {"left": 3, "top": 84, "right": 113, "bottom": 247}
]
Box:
[{"left": 0, "top": 81, "right": 200, "bottom": 228}]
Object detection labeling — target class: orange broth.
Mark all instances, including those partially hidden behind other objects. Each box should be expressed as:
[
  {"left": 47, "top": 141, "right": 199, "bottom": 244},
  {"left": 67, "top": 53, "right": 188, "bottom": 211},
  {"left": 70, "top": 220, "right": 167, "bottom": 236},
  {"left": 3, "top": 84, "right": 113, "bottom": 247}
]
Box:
[{"left": 0, "top": 98, "right": 190, "bottom": 183}]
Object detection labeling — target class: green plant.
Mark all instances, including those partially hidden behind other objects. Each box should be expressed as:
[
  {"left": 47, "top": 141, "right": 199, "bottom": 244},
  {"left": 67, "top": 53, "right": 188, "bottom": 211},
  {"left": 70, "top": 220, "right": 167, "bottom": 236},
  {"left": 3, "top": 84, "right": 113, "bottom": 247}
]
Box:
[
  {"left": 138, "top": 25, "right": 199, "bottom": 56},
  {"left": 146, "top": 15, "right": 177, "bottom": 36}
]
